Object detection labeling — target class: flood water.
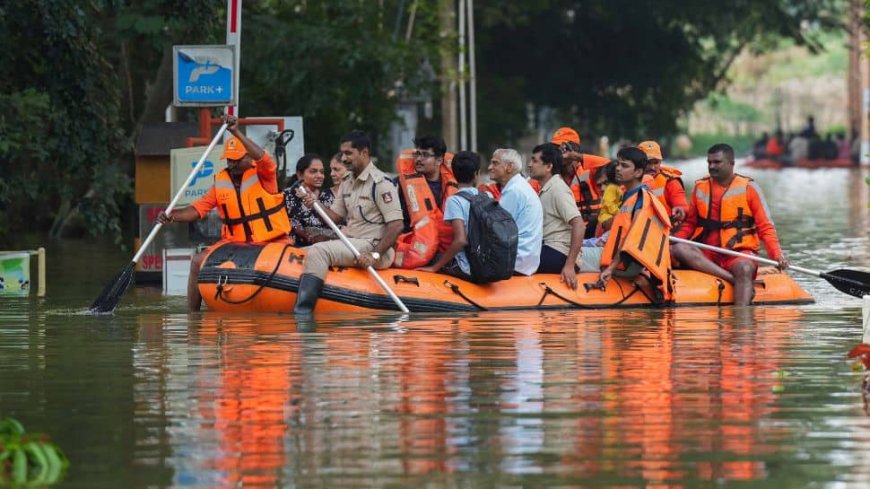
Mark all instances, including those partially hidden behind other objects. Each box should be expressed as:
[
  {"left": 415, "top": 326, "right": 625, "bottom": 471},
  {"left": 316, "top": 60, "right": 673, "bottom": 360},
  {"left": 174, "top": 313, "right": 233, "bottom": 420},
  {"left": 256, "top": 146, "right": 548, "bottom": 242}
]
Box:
[{"left": 2, "top": 161, "right": 870, "bottom": 488}]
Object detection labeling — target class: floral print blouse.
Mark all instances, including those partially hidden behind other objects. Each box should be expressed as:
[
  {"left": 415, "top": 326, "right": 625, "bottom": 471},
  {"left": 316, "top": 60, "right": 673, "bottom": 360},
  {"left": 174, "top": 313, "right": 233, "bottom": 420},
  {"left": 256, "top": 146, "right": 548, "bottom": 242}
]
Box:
[{"left": 283, "top": 186, "right": 337, "bottom": 246}]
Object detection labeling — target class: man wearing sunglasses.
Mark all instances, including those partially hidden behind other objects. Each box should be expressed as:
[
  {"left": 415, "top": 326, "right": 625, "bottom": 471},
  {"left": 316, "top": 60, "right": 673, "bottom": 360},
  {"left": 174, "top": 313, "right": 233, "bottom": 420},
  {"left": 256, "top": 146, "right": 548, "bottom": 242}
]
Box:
[{"left": 393, "top": 136, "right": 459, "bottom": 268}]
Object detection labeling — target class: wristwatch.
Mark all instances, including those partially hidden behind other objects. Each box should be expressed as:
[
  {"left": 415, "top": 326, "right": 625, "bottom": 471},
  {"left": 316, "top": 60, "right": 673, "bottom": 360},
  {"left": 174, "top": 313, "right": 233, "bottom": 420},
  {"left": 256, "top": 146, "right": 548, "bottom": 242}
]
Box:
[{"left": 370, "top": 252, "right": 381, "bottom": 261}]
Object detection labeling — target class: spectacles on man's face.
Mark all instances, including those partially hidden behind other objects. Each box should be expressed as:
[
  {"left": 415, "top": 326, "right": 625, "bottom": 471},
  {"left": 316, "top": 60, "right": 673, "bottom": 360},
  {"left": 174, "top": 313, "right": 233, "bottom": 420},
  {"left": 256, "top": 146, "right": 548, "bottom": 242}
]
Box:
[{"left": 414, "top": 150, "right": 436, "bottom": 159}]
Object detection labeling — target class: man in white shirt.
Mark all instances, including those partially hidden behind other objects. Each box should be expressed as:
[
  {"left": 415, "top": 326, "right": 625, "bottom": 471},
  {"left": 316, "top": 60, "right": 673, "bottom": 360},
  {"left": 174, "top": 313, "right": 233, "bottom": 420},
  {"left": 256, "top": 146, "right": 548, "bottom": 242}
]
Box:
[{"left": 487, "top": 148, "right": 543, "bottom": 275}]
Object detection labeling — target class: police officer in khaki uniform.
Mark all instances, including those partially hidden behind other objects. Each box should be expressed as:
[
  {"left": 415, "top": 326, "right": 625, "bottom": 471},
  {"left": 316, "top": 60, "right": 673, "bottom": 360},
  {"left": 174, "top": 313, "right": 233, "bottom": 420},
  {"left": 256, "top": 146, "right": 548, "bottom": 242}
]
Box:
[{"left": 294, "top": 130, "right": 404, "bottom": 314}]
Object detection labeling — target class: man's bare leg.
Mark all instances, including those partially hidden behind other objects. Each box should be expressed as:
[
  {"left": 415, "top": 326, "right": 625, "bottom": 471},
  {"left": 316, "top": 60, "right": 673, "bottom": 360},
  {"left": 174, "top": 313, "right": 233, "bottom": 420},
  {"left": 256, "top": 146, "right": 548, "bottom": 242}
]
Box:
[{"left": 731, "top": 260, "right": 757, "bottom": 306}]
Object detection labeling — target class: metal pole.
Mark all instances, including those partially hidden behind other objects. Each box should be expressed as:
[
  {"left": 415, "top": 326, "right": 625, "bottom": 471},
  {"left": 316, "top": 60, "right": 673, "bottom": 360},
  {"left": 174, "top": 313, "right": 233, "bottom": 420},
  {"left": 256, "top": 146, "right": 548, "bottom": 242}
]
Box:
[
  {"left": 467, "top": 0, "right": 477, "bottom": 152},
  {"left": 458, "top": 0, "right": 467, "bottom": 150},
  {"left": 37, "top": 247, "right": 45, "bottom": 297},
  {"left": 226, "top": 0, "right": 242, "bottom": 116}
]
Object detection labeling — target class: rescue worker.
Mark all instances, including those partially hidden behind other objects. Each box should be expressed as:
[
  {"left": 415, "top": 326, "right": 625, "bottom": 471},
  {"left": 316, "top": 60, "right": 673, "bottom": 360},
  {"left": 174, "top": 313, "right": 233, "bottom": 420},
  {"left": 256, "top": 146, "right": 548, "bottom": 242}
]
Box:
[
  {"left": 294, "top": 130, "right": 403, "bottom": 314},
  {"left": 157, "top": 115, "right": 292, "bottom": 312},
  {"left": 552, "top": 126, "right": 611, "bottom": 238},
  {"left": 394, "top": 136, "right": 458, "bottom": 268},
  {"left": 672, "top": 143, "right": 789, "bottom": 306},
  {"left": 598, "top": 147, "right": 673, "bottom": 302},
  {"left": 637, "top": 140, "right": 688, "bottom": 227}
]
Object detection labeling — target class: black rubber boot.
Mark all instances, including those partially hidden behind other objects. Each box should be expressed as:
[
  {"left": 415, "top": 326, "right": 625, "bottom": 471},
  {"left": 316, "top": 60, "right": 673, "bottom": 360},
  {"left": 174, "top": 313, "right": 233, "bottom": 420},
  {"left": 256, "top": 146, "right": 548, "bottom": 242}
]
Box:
[{"left": 293, "top": 274, "right": 324, "bottom": 315}]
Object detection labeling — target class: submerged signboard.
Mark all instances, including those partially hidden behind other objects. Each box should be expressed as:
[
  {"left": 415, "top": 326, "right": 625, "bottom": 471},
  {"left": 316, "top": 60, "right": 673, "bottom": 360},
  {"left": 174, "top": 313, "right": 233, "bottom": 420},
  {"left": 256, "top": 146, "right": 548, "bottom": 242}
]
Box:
[
  {"left": 170, "top": 145, "right": 227, "bottom": 206},
  {"left": 173, "top": 45, "right": 236, "bottom": 107}
]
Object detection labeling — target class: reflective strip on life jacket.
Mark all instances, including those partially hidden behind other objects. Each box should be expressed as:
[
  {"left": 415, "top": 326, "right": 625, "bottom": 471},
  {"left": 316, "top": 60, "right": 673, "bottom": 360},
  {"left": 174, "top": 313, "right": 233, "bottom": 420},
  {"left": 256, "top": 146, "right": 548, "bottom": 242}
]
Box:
[
  {"left": 571, "top": 169, "right": 602, "bottom": 238},
  {"left": 214, "top": 168, "right": 292, "bottom": 243},
  {"left": 689, "top": 174, "right": 760, "bottom": 252}
]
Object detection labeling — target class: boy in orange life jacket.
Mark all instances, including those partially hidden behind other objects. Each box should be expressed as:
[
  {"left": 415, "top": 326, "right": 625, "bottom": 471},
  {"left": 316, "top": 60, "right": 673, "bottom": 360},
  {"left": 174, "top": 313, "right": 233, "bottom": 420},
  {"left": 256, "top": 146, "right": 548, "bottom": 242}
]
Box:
[
  {"left": 597, "top": 147, "right": 672, "bottom": 300},
  {"left": 157, "top": 115, "right": 292, "bottom": 312},
  {"left": 672, "top": 143, "right": 789, "bottom": 306}
]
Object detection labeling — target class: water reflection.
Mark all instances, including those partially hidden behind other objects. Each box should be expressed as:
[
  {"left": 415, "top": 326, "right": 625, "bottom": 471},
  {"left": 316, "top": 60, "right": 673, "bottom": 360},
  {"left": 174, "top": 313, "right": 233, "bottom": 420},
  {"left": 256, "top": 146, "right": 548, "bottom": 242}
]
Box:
[{"left": 127, "top": 307, "right": 837, "bottom": 487}]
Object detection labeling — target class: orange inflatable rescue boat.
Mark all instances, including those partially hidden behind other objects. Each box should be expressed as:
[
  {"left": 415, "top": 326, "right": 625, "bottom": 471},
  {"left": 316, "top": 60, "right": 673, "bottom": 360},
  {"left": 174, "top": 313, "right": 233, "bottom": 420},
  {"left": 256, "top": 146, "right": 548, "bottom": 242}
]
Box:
[{"left": 198, "top": 241, "right": 813, "bottom": 313}]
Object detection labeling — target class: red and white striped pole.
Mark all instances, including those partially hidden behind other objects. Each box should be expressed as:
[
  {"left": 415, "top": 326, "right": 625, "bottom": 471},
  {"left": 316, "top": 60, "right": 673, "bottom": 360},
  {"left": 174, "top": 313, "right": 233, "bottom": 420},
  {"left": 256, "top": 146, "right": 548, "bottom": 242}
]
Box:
[{"left": 226, "top": 0, "right": 242, "bottom": 116}]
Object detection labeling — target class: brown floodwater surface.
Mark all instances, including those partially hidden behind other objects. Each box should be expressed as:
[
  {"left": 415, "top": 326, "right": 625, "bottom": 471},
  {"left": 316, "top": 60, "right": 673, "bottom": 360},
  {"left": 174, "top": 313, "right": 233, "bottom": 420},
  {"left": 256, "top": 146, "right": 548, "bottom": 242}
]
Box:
[{"left": 1, "top": 162, "right": 870, "bottom": 488}]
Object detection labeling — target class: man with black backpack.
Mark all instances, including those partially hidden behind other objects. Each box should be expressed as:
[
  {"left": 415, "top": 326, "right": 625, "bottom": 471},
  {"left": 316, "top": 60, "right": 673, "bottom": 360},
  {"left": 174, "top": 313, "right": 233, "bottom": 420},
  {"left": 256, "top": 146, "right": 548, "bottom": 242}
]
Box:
[{"left": 418, "top": 151, "right": 518, "bottom": 283}]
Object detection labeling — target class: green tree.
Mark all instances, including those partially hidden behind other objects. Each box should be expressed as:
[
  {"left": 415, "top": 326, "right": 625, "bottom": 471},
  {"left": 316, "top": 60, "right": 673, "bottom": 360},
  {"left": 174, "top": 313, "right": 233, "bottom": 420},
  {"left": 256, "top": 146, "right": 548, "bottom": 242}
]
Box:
[
  {"left": 473, "top": 0, "right": 844, "bottom": 148},
  {"left": 240, "top": 0, "right": 443, "bottom": 159},
  {"left": 0, "top": 0, "right": 223, "bottom": 243}
]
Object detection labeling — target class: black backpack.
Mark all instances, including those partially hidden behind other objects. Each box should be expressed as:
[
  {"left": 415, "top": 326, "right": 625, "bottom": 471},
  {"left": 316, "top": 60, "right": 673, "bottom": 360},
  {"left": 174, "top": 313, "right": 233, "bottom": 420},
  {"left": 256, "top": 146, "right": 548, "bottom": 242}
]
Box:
[{"left": 456, "top": 192, "right": 518, "bottom": 283}]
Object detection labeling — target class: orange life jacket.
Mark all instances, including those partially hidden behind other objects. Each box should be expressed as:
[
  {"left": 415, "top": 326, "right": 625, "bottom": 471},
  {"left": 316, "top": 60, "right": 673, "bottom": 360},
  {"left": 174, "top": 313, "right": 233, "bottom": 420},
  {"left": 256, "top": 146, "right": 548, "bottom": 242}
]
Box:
[
  {"left": 214, "top": 168, "right": 292, "bottom": 243},
  {"left": 478, "top": 182, "right": 502, "bottom": 200},
  {"left": 571, "top": 167, "right": 602, "bottom": 234},
  {"left": 601, "top": 185, "right": 672, "bottom": 300},
  {"left": 647, "top": 165, "right": 684, "bottom": 213},
  {"left": 393, "top": 150, "right": 458, "bottom": 269},
  {"left": 689, "top": 174, "right": 760, "bottom": 252}
]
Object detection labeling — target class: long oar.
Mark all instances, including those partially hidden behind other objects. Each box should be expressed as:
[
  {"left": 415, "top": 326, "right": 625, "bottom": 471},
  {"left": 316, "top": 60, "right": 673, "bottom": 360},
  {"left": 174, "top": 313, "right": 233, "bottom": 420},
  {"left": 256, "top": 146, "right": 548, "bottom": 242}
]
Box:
[
  {"left": 90, "top": 123, "right": 229, "bottom": 314},
  {"left": 297, "top": 185, "right": 410, "bottom": 313},
  {"left": 670, "top": 236, "right": 870, "bottom": 299}
]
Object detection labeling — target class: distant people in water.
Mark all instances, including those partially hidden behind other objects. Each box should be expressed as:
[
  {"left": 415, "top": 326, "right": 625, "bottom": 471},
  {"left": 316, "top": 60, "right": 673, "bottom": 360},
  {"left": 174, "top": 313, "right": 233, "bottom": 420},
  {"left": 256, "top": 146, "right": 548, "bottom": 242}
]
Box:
[{"left": 753, "top": 116, "right": 859, "bottom": 166}]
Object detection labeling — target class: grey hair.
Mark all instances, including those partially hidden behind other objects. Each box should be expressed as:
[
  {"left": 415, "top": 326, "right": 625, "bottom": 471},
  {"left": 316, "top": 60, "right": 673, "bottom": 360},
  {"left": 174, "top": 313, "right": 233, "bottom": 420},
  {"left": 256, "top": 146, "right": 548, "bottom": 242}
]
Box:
[{"left": 493, "top": 148, "right": 523, "bottom": 174}]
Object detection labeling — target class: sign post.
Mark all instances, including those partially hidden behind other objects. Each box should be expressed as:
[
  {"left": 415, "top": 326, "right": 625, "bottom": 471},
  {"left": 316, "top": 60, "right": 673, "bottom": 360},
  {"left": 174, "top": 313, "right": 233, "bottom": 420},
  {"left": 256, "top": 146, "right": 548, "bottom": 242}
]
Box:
[
  {"left": 172, "top": 45, "right": 236, "bottom": 107},
  {"left": 226, "top": 0, "right": 242, "bottom": 116}
]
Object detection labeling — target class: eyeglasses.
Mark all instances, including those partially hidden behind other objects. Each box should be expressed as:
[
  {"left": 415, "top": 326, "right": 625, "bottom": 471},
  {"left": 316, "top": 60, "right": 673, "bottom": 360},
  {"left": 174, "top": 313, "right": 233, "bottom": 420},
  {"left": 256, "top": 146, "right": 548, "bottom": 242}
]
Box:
[{"left": 414, "top": 151, "right": 436, "bottom": 159}]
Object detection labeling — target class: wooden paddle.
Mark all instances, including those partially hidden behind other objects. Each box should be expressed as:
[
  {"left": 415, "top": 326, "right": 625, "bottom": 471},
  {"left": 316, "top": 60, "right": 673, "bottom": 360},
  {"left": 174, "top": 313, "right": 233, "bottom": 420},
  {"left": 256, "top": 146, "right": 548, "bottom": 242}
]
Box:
[
  {"left": 296, "top": 185, "right": 410, "bottom": 313},
  {"left": 670, "top": 236, "right": 870, "bottom": 299},
  {"left": 90, "top": 123, "right": 229, "bottom": 314}
]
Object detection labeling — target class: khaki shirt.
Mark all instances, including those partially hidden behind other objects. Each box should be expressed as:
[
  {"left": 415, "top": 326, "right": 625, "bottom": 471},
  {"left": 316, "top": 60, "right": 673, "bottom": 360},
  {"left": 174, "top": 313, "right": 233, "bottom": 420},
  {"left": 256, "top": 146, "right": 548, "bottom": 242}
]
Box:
[
  {"left": 330, "top": 162, "right": 403, "bottom": 241},
  {"left": 539, "top": 176, "right": 583, "bottom": 266}
]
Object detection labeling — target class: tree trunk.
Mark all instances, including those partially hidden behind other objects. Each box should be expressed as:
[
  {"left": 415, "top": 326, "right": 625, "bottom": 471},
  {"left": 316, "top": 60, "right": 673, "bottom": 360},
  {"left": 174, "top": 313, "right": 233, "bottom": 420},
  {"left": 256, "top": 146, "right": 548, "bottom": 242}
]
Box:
[
  {"left": 136, "top": 46, "right": 174, "bottom": 132},
  {"left": 439, "top": 0, "right": 458, "bottom": 151}
]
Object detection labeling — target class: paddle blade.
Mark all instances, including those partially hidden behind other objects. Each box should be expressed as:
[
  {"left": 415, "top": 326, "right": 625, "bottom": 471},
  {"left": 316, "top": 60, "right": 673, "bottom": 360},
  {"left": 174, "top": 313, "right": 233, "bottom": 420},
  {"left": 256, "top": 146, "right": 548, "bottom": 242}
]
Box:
[
  {"left": 820, "top": 269, "right": 870, "bottom": 299},
  {"left": 89, "top": 261, "right": 136, "bottom": 314}
]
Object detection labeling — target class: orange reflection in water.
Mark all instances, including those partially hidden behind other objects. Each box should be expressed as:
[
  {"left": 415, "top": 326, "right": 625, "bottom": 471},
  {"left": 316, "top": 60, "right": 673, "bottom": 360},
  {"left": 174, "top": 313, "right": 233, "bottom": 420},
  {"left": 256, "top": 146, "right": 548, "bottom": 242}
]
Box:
[
  {"left": 194, "top": 318, "right": 299, "bottom": 488},
  {"left": 134, "top": 306, "right": 804, "bottom": 487}
]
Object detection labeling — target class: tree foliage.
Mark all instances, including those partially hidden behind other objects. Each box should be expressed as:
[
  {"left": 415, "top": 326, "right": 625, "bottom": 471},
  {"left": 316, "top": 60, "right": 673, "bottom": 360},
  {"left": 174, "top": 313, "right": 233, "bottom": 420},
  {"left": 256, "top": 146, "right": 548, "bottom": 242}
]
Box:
[
  {"left": 0, "top": 0, "right": 224, "bottom": 243},
  {"left": 0, "top": 0, "right": 848, "bottom": 243},
  {"left": 240, "top": 0, "right": 443, "bottom": 158},
  {"left": 474, "top": 0, "right": 844, "bottom": 148}
]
